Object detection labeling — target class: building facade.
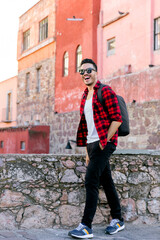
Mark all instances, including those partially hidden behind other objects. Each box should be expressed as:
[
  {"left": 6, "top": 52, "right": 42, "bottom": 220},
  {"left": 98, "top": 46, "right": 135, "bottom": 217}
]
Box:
[
  {"left": 0, "top": 76, "right": 17, "bottom": 128},
  {"left": 97, "top": 0, "right": 160, "bottom": 150},
  {"left": 15, "top": 0, "right": 159, "bottom": 153},
  {"left": 55, "top": 0, "right": 100, "bottom": 113},
  {"left": 17, "top": 0, "right": 56, "bottom": 127},
  {"left": 98, "top": 0, "right": 160, "bottom": 79}
]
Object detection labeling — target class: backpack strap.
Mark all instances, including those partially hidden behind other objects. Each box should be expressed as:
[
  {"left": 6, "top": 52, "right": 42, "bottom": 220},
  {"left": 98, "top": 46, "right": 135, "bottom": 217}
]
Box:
[{"left": 97, "top": 83, "right": 106, "bottom": 106}]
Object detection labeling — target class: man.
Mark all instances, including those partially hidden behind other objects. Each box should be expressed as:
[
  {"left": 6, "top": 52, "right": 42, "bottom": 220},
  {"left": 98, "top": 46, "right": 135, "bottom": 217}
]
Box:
[{"left": 68, "top": 58, "right": 125, "bottom": 239}]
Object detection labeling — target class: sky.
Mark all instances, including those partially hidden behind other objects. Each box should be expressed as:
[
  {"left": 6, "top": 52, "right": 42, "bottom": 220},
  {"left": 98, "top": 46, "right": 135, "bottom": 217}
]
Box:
[{"left": 0, "top": 0, "right": 40, "bottom": 82}]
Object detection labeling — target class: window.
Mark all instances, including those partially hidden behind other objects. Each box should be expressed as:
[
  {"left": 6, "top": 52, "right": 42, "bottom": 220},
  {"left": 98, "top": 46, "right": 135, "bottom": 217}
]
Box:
[
  {"left": 154, "top": 17, "right": 160, "bottom": 50},
  {"left": 63, "top": 52, "right": 69, "bottom": 76},
  {"left": 76, "top": 45, "right": 82, "bottom": 72},
  {"left": 36, "top": 68, "right": 41, "bottom": 93},
  {"left": 26, "top": 72, "right": 30, "bottom": 96},
  {"left": 23, "top": 29, "right": 30, "bottom": 51},
  {"left": 39, "top": 17, "right": 48, "bottom": 42},
  {"left": 20, "top": 141, "right": 25, "bottom": 150},
  {"left": 0, "top": 141, "right": 4, "bottom": 148},
  {"left": 107, "top": 38, "right": 115, "bottom": 56},
  {"left": 6, "top": 92, "right": 11, "bottom": 121}
]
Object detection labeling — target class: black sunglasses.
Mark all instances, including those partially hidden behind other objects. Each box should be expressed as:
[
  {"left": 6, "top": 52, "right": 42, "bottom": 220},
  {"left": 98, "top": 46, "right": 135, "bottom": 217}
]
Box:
[{"left": 79, "top": 68, "right": 96, "bottom": 75}]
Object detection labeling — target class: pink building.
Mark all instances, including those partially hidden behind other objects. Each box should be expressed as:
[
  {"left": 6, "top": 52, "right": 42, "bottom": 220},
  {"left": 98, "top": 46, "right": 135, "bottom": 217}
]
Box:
[
  {"left": 0, "top": 76, "right": 17, "bottom": 128},
  {"left": 98, "top": 0, "right": 160, "bottom": 78},
  {"left": 97, "top": 0, "right": 160, "bottom": 103}
]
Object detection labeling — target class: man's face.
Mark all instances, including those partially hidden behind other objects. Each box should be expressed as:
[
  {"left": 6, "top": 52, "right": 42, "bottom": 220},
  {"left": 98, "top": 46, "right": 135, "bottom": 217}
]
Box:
[{"left": 80, "top": 63, "right": 97, "bottom": 87}]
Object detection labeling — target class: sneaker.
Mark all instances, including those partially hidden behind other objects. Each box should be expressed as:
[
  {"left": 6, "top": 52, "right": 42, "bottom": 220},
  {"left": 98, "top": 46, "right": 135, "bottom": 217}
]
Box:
[
  {"left": 68, "top": 223, "right": 93, "bottom": 239},
  {"left": 105, "top": 219, "right": 125, "bottom": 235}
]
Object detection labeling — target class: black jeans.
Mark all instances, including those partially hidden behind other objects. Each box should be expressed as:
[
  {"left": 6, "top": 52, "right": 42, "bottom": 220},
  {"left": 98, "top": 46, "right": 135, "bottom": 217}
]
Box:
[{"left": 81, "top": 141, "right": 122, "bottom": 229}]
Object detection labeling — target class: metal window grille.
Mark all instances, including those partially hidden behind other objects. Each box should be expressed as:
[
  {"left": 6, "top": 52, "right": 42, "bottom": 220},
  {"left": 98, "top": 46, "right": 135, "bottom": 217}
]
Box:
[
  {"left": 39, "top": 17, "right": 48, "bottom": 42},
  {"left": 23, "top": 29, "right": 30, "bottom": 51},
  {"left": 107, "top": 38, "right": 115, "bottom": 56},
  {"left": 36, "top": 68, "right": 41, "bottom": 93},
  {"left": 6, "top": 92, "right": 12, "bottom": 121},
  {"left": 63, "top": 52, "right": 69, "bottom": 76},
  {"left": 76, "top": 45, "right": 82, "bottom": 72},
  {"left": 154, "top": 17, "right": 160, "bottom": 50},
  {"left": 20, "top": 141, "right": 25, "bottom": 150},
  {"left": 0, "top": 141, "right": 4, "bottom": 148},
  {"left": 26, "top": 72, "right": 30, "bottom": 96}
]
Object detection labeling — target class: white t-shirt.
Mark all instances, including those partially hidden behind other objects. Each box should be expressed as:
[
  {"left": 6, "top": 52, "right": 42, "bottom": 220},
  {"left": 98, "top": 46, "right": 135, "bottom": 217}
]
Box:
[{"left": 84, "top": 97, "right": 99, "bottom": 143}]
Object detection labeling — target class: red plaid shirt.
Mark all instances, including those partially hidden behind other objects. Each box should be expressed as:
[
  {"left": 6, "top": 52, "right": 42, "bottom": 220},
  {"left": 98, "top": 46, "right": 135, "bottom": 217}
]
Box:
[{"left": 76, "top": 81, "right": 122, "bottom": 148}]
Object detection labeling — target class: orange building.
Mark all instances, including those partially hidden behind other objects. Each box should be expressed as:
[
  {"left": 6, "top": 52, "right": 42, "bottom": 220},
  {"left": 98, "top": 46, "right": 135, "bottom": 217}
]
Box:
[
  {"left": 0, "top": 76, "right": 17, "bottom": 128},
  {"left": 17, "top": 0, "right": 56, "bottom": 126}
]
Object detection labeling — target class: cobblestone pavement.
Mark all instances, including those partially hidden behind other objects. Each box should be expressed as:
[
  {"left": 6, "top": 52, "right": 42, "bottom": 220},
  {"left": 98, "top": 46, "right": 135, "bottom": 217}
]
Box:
[{"left": 0, "top": 224, "right": 159, "bottom": 240}]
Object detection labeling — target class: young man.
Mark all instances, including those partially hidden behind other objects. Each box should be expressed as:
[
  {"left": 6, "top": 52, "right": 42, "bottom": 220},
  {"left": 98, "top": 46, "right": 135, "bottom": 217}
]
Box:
[{"left": 68, "top": 58, "right": 125, "bottom": 239}]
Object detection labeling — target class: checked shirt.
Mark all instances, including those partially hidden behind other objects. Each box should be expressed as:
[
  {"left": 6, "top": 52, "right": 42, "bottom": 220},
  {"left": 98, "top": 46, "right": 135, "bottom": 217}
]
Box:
[{"left": 76, "top": 81, "right": 122, "bottom": 148}]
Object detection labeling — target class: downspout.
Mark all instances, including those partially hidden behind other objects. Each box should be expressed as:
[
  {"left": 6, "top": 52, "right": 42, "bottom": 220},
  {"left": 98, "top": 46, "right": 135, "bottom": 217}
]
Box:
[
  {"left": 150, "top": 0, "right": 154, "bottom": 66},
  {"left": 98, "top": 10, "right": 103, "bottom": 80}
]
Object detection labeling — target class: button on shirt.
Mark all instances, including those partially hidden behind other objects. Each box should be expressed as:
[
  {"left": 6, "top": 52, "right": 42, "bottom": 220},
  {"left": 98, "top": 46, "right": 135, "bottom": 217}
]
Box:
[{"left": 76, "top": 81, "right": 122, "bottom": 148}]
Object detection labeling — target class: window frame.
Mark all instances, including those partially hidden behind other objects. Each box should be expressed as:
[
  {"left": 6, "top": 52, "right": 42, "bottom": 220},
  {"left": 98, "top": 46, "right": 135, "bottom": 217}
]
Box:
[
  {"left": 36, "top": 68, "right": 41, "bottom": 93},
  {"left": 6, "top": 91, "right": 12, "bottom": 121},
  {"left": 39, "top": 17, "right": 48, "bottom": 42},
  {"left": 26, "top": 72, "right": 30, "bottom": 96},
  {"left": 63, "top": 51, "right": 69, "bottom": 77},
  {"left": 76, "top": 45, "right": 82, "bottom": 72},
  {"left": 23, "top": 29, "right": 30, "bottom": 51},
  {"left": 107, "top": 37, "right": 116, "bottom": 56},
  {"left": 154, "top": 17, "right": 160, "bottom": 51}
]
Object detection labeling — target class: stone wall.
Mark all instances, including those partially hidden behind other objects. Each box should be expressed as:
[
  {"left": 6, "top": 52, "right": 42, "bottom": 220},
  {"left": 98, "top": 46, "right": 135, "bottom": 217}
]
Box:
[
  {"left": 49, "top": 100, "right": 160, "bottom": 154},
  {"left": 0, "top": 152, "right": 159, "bottom": 230},
  {"left": 17, "top": 57, "right": 55, "bottom": 126}
]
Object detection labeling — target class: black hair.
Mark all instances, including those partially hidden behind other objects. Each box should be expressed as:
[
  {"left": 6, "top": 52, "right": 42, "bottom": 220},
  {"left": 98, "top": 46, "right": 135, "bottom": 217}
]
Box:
[{"left": 80, "top": 58, "right": 97, "bottom": 72}]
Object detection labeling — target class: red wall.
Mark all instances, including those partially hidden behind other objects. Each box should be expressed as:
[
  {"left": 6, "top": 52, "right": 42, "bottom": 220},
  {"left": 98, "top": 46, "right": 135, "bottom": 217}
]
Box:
[
  {"left": 55, "top": 0, "right": 100, "bottom": 113},
  {"left": 0, "top": 126, "right": 50, "bottom": 154}
]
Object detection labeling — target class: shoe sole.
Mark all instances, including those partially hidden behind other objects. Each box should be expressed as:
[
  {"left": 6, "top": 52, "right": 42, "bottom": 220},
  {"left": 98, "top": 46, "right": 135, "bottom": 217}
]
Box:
[
  {"left": 106, "top": 225, "right": 125, "bottom": 235},
  {"left": 70, "top": 233, "right": 94, "bottom": 239}
]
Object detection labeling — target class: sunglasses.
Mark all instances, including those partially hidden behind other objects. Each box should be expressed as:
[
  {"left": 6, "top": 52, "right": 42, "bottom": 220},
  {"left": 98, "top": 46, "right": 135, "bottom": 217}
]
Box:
[{"left": 79, "top": 68, "right": 96, "bottom": 75}]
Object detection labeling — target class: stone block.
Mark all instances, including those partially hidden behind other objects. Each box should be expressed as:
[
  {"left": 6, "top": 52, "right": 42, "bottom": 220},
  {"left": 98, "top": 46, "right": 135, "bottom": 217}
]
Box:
[
  {"left": 58, "top": 205, "right": 82, "bottom": 227},
  {"left": 121, "top": 198, "right": 138, "bottom": 222},
  {"left": 150, "top": 186, "right": 160, "bottom": 198},
  {"left": 112, "top": 171, "right": 127, "bottom": 184},
  {"left": 136, "top": 200, "right": 146, "bottom": 214},
  {"left": 20, "top": 205, "right": 55, "bottom": 229},
  {"left": 0, "top": 212, "right": 17, "bottom": 230},
  {"left": 61, "top": 169, "right": 79, "bottom": 183},
  {"left": 128, "top": 172, "right": 151, "bottom": 184},
  {"left": 148, "top": 199, "right": 160, "bottom": 214},
  {"left": 0, "top": 190, "right": 26, "bottom": 208}
]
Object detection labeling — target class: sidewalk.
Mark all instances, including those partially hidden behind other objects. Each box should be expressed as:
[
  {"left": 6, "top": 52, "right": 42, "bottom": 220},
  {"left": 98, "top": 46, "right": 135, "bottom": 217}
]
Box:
[{"left": 0, "top": 224, "right": 159, "bottom": 240}]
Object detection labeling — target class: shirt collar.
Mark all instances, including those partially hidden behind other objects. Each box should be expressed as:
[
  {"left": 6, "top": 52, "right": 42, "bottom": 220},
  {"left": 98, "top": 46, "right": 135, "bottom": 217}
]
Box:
[
  {"left": 93, "top": 80, "right": 101, "bottom": 90},
  {"left": 84, "top": 80, "right": 101, "bottom": 94}
]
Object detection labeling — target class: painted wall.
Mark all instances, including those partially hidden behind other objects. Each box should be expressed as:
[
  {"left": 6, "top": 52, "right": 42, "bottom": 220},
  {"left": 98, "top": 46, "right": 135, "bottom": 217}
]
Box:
[
  {"left": 17, "top": 0, "right": 56, "bottom": 127},
  {"left": 17, "top": 0, "right": 56, "bottom": 71},
  {"left": 98, "top": 0, "right": 160, "bottom": 79},
  {"left": 0, "top": 76, "right": 17, "bottom": 128},
  {"left": 55, "top": 0, "right": 100, "bottom": 113},
  {"left": 0, "top": 126, "right": 50, "bottom": 154}
]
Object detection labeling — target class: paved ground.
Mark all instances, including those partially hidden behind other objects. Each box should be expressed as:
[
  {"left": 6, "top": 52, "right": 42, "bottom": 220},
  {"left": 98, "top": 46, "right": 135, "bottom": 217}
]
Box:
[{"left": 0, "top": 224, "right": 159, "bottom": 240}]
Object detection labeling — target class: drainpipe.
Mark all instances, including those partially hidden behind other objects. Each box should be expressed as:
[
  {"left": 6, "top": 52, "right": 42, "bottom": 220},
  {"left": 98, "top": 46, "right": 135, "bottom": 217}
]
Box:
[
  {"left": 150, "top": 0, "right": 154, "bottom": 66},
  {"left": 98, "top": 10, "right": 103, "bottom": 80}
]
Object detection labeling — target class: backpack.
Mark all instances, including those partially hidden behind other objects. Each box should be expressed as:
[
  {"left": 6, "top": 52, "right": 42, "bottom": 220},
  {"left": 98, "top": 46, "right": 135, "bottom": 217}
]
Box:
[{"left": 97, "top": 84, "right": 130, "bottom": 136}]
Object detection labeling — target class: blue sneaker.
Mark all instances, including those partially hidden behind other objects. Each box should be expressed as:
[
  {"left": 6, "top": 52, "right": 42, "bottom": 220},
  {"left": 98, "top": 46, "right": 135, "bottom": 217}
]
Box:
[
  {"left": 105, "top": 219, "right": 125, "bottom": 235},
  {"left": 68, "top": 223, "right": 93, "bottom": 239}
]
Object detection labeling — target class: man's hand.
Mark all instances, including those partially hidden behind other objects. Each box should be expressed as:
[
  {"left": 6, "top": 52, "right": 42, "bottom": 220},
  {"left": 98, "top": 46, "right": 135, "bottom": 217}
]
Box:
[
  {"left": 99, "top": 142, "right": 104, "bottom": 150},
  {"left": 86, "top": 153, "right": 90, "bottom": 166},
  {"left": 86, "top": 147, "right": 90, "bottom": 166}
]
